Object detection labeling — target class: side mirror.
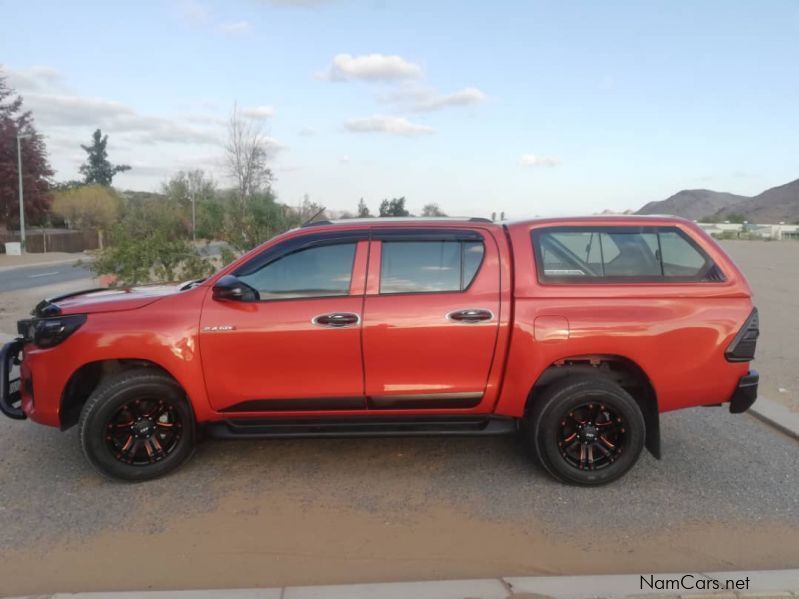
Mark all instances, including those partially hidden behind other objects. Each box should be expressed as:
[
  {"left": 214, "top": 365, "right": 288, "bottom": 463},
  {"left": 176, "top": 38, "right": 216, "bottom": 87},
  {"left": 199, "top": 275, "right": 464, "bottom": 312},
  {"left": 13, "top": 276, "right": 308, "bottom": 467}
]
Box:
[{"left": 212, "top": 275, "right": 259, "bottom": 302}]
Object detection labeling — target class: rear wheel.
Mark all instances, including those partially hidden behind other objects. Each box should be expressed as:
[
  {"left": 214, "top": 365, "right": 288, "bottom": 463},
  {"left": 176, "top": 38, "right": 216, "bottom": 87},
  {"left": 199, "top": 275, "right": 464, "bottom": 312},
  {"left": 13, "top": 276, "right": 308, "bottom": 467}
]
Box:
[
  {"left": 526, "top": 376, "right": 645, "bottom": 485},
  {"left": 79, "top": 369, "right": 196, "bottom": 481}
]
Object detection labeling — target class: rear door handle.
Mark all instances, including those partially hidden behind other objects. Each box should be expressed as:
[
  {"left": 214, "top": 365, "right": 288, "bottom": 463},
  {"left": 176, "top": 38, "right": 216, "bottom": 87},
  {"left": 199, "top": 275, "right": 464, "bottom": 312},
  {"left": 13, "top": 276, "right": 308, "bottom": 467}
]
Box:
[
  {"left": 447, "top": 309, "right": 494, "bottom": 323},
  {"left": 312, "top": 312, "right": 360, "bottom": 327}
]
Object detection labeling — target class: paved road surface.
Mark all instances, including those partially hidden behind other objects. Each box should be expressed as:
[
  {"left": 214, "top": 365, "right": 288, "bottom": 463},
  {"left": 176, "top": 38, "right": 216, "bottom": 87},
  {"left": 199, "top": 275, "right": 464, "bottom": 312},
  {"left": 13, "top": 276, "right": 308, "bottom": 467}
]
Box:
[
  {"left": 0, "top": 261, "right": 94, "bottom": 293},
  {"left": 0, "top": 405, "right": 796, "bottom": 596}
]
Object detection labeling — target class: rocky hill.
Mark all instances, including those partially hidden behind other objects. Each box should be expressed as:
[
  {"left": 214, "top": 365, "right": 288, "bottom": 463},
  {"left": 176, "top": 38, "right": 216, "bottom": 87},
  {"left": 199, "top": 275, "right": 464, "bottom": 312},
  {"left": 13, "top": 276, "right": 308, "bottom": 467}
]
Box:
[
  {"left": 636, "top": 178, "right": 799, "bottom": 223},
  {"left": 637, "top": 190, "right": 749, "bottom": 221}
]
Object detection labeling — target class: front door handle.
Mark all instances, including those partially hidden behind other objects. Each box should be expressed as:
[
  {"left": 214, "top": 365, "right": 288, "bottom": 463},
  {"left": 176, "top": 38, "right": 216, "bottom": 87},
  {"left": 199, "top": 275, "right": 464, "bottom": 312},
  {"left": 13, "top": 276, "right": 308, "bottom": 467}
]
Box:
[
  {"left": 447, "top": 309, "right": 494, "bottom": 323},
  {"left": 312, "top": 312, "right": 360, "bottom": 327}
]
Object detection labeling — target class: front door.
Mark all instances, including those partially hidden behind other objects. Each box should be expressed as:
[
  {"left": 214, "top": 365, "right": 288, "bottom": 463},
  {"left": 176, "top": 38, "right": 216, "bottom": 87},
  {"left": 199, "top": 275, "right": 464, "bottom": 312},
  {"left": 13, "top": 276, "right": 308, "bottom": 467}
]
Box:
[
  {"left": 361, "top": 228, "right": 501, "bottom": 410},
  {"left": 200, "top": 234, "right": 368, "bottom": 413}
]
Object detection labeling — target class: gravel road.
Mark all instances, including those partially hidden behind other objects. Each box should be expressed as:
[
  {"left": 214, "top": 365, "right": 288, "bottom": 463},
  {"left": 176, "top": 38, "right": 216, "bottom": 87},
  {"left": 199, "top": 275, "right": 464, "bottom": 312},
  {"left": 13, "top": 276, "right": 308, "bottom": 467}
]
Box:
[{"left": 0, "top": 405, "right": 796, "bottom": 596}]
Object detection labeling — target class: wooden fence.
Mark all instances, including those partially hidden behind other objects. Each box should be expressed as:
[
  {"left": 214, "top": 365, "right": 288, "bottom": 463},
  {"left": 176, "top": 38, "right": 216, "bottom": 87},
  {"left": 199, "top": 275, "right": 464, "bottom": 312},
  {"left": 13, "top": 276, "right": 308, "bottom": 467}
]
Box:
[{"left": 0, "top": 229, "right": 101, "bottom": 254}]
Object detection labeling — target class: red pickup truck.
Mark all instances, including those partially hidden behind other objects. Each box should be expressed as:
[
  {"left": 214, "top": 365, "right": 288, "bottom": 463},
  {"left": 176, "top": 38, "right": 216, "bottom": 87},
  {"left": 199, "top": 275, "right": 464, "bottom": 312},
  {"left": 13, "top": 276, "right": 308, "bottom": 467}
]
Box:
[{"left": 1, "top": 216, "right": 759, "bottom": 485}]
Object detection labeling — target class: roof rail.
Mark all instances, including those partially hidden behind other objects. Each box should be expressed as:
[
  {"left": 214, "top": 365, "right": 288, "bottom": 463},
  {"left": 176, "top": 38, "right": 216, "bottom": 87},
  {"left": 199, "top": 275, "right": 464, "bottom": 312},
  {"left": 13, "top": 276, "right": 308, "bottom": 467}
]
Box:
[{"left": 299, "top": 216, "right": 495, "bottom": 228}]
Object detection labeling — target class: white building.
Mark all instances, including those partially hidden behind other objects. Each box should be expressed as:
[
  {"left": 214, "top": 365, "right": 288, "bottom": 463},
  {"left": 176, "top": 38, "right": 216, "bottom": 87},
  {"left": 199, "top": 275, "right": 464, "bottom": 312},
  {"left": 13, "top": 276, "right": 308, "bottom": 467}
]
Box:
[{"left": 697, "top": 222, "right": 799, "bottom": 240}]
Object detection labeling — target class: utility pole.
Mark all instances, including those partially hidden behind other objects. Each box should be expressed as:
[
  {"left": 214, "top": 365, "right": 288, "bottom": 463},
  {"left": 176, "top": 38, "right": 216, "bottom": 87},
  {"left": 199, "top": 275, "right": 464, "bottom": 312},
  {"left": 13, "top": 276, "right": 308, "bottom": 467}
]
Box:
[
  {"left": 191, "top": 192, "right": 196, "bottom": 242},
  {"left": 16, "top": 132, "right": 32, "bottom": 253}
]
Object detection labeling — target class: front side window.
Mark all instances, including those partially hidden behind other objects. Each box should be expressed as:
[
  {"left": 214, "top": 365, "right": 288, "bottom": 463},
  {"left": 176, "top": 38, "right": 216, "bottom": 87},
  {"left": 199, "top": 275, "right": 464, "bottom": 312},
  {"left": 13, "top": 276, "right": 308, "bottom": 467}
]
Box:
[
  {"left": 533, "top": 227, "right": 721, "bottom": 283},
  {"left": 380, "top": 240, "right": 485, "bottom": 294},
  {"left": 237, "top": 242, "right": 356, "bottom": 299}
]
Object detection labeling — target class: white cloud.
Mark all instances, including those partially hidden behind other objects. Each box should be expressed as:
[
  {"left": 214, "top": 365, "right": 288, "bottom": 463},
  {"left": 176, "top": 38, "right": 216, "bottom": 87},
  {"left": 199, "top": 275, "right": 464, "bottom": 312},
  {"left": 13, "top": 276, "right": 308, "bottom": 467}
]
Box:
[
  {"left": 4, "top": 65, "right": 64, "bottom": 93},
  {"left": 322, "top": 53, "right": 422, "bottom": 82},
  {"left": 382, "top": 85, "right": 488, "bottom": 112},
  {"left": 240, "top": 105, "right": 275, "bottom": 119},
  {"left": 21, "top": 92, "right": 223, "bottom": 145},
  {"left": 3, "top": 64, "right": 293, "bottom": 190},
  {"left": 344, "top": 115, "right": 433, "bottom": 136},
  {"left": 259, "top": 136, "right": 286, "bottom": 158},
  {"left": 218, "top": 20, "right": 253, "bottom": 35},
  {"left": 520, "top": 154, "right": 560, "bottom": 168},
  {"left": 412, "top": 87, "right": 488, "bottom": 112}
]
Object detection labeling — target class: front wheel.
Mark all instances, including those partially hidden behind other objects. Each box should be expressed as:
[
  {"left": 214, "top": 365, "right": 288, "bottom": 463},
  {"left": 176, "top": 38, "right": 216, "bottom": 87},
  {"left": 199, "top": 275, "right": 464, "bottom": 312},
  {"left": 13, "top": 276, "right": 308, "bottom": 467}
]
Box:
[
  {"left": 79, "top": 369, "right": 196, "bottom": 482},
  {"left": 525, "top": 376, "right": 645, "bottom": 485}
]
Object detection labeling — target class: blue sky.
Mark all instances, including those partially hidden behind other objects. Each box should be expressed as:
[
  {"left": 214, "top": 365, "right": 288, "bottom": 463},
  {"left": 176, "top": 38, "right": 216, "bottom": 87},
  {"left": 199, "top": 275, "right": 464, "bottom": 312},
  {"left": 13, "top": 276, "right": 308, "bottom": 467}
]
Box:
[{"left": 2, "top": 0, "right": 798, "bottom": 217}]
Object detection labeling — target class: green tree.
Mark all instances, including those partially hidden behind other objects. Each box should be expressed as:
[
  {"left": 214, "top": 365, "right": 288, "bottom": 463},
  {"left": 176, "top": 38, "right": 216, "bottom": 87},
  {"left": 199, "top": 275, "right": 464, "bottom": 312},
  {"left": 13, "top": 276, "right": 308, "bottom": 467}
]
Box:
[
  {"left": 90, "top": 192, "right": 213, "bottom": 285},
  {"left": 421, "top": 203, "right": 446, "bottom": 217},
  {"left": 79, "top": 129, "right": 131, "bottom": 186},
  {"left": 357, "top": 198, "right": 371, "bottom": 217},
  {"left": 162, "top": 170, "right": 219, "bottom": 239},
  {"left": 0, "top": 70, "right": 53, "bottom": 229},
  {"left": 51, "top": 184, "right": 120, "bottom": 230},
  {"left": 220, "top": 189, "right": 296, "bottom": 252},
  {"left": 379, "top": 197, "right": 410, "bottom": 217}
]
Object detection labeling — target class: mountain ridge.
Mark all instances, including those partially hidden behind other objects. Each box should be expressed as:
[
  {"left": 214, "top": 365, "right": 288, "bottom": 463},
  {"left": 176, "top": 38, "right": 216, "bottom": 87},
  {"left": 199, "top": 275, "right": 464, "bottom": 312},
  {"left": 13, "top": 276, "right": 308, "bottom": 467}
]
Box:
[{"left": 636, "top": 178, "right": 799, "bottom": 223}]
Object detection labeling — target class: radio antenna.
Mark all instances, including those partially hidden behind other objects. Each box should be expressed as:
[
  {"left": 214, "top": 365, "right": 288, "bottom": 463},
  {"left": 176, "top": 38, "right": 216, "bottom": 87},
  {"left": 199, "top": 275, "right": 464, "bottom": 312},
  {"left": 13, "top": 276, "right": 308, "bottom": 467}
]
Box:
[{"left": 301, "top": 206, "right": 327, "bottom": 227}]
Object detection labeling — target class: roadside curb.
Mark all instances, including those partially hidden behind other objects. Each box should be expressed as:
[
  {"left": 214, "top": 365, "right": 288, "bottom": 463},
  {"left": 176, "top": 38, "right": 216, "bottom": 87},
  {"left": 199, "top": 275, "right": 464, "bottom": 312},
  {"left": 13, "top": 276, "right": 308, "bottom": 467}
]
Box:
[
  {"left": 749, "top": 396, "right": 799, "bottom": 441},
  {"left": 9, "top": 569, "right": 799, "bottom": 599},
  {"left": 0, "top": 256, "right": 91, "bottom": 273}
]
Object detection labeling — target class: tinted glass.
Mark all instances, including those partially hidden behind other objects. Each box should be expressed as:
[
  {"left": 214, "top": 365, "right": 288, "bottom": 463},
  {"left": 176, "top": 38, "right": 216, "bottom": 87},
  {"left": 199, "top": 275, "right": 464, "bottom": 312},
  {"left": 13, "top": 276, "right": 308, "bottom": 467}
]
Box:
[
  {"left": 239, "top": 243, "right": 355, "bottom": 299},
  {"left": 600, "top": 232, "right": 660, "bottom": 277},
  {"left": 462, "top": 241, "right": 485, "bottom": 287},
  {"left": 534, "top": 227, "right": 720, "bottom": 282},
  {"left": 538, "top": 231, "right": 602, "bottom": 277},
  {"left": 659, "top": 231, "right": 708, "bottom": 277},
  {"left": 380, "top": 240, "right": 484, "bottom": 293}
]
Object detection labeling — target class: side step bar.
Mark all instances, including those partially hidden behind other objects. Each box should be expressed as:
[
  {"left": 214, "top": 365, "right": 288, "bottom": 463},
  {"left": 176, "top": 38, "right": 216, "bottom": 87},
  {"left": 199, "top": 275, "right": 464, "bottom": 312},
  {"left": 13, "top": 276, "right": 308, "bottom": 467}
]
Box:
[{"left": 206, "top": 415, "right": 518, "bottom": 440}]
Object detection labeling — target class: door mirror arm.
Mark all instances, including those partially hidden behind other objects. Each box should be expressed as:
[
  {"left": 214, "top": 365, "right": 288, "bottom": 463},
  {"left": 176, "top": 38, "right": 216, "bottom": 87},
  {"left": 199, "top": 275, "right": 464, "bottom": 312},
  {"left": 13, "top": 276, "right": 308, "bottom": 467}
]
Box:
[{"left": 212, "top": 275, "right": 260, "bottom": 302}]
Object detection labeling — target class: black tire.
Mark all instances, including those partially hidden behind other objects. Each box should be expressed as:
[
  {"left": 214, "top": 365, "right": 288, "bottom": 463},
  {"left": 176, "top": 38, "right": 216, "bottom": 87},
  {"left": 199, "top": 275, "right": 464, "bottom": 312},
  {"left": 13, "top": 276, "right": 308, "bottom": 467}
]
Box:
[
  {"left": 79, "top": 369, "right": 196, "bottom": 482},
  {"left": 526, "top": 375, "right": 645, "bottom": 486}
]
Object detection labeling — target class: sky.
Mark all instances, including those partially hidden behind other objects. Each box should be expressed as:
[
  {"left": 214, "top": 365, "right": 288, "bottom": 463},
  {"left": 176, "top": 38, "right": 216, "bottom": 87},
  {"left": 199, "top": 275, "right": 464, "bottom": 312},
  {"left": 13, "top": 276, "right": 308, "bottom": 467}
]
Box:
[{"left": 1, "top": 0, "right": 798, "bottom": 218}]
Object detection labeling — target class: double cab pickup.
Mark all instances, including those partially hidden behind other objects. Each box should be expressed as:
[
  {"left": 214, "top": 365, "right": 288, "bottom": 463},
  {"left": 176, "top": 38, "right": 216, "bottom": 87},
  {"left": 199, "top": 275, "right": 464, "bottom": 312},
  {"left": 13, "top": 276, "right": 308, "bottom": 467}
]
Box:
[{"left": 0, "top": 216, "right": 759, "bottom": 485}]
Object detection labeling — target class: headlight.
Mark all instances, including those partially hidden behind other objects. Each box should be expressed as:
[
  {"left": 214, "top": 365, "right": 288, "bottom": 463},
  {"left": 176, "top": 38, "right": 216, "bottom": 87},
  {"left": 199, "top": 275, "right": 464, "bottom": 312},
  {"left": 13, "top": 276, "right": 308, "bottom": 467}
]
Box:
[{"left": 24, "top": 314, "right": 88, "bottom": 348}]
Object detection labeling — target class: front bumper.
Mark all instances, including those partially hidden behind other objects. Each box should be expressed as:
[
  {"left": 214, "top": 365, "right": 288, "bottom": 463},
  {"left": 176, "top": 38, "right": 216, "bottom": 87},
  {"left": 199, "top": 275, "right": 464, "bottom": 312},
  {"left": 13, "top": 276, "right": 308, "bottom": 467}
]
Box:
[
  {"left": 0, "top": 339, "right": 26, "bottom": 420},
  {"left": 729, "top": 370, "right": 759, "bottom": 414}
]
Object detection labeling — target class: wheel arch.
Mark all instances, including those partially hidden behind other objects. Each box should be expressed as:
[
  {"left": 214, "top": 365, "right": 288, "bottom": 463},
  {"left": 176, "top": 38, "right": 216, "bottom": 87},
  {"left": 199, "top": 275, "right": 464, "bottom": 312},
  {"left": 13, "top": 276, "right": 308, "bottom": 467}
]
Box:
[
  {"left": 525, "top": 354, "right": 661, "bottom": 459},
  {"left": 60, "top": 358, "right": 185, "bottom": 430}
]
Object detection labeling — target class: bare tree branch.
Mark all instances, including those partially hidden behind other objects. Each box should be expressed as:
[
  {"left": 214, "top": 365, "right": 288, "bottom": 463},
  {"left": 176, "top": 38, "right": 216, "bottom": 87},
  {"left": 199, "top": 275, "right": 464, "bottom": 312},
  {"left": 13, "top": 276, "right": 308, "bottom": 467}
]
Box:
[{"left": 225, "top": 103, "right": 273, "bottom": 211}]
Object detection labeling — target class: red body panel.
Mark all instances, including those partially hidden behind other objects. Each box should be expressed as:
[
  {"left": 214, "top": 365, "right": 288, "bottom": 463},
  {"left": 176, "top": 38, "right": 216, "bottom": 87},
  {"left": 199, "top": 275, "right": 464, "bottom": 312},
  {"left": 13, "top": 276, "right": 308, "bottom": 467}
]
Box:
[
  {"left": 361, "top": 231, "right": 502, "bottom": 409},
  {"left": 492, "top": 218, "right": 752, "bottom": 415},
  {"left": 17, "top": 216, "right": 754, "bottom": 428}
]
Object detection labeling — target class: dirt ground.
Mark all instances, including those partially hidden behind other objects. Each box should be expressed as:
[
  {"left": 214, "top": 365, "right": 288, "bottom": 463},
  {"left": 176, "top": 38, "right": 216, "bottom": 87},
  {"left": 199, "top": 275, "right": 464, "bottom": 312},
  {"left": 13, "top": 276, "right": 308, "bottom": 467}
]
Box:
[{"left": 1, "top": 410, "right": 797, "bottom": 596}]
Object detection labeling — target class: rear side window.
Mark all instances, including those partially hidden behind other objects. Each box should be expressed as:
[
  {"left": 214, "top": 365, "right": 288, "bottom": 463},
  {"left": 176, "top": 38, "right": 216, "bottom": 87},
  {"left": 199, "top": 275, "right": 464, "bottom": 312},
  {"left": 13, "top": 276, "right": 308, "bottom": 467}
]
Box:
[
  {"left": 380, "top": 240, "right": 485, "bottom": 293},
  {"left": 659, "top": 231, "right": 708, "bottom": 277},
  {"left": 532, "top": 227, "right": 722, "bottom": 283},
  {"left": 238, "top": 242, "right": 356, "bottom": 299}
]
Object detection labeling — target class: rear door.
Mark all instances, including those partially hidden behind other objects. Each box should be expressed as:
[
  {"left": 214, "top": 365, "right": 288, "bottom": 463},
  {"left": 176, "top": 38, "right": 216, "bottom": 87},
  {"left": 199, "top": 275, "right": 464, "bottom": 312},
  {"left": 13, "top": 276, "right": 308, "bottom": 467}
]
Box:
[{"left": 361, "top": 227, "right": 501, "bottom": 410}]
